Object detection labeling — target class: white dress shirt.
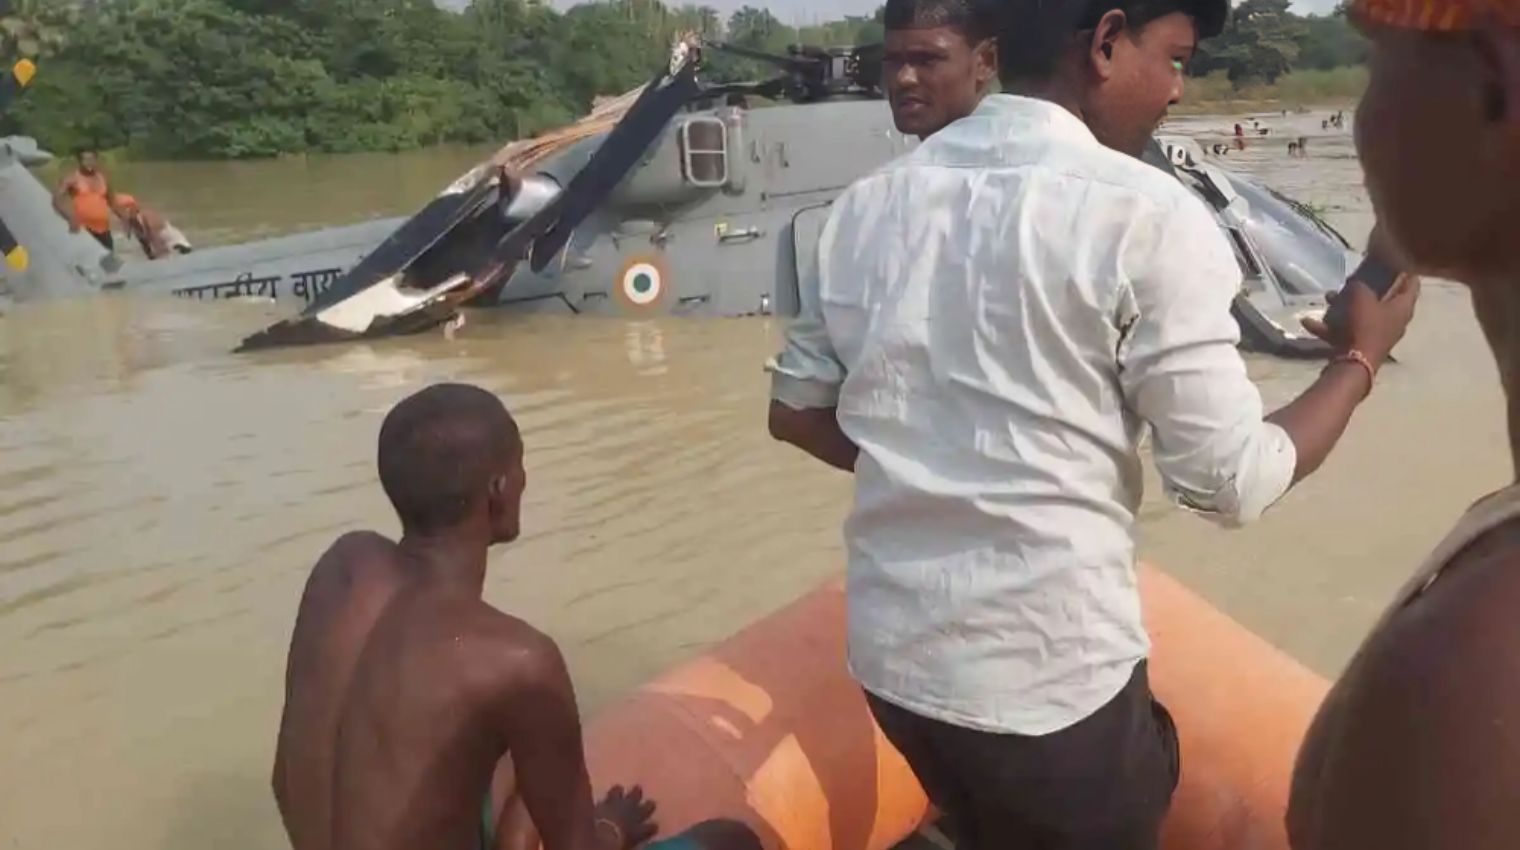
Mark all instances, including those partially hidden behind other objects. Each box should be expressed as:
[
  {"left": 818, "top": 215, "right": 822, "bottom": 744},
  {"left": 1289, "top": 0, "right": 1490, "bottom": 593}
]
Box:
[{"left": 769, "top": 94, "right": 1298, "bottom": 735}]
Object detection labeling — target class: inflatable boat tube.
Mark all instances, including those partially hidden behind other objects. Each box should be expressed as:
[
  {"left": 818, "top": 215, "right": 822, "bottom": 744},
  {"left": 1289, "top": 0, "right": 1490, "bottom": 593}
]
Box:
[{"left": 582, "top": 565, "right": 1329, "bottom": 850}]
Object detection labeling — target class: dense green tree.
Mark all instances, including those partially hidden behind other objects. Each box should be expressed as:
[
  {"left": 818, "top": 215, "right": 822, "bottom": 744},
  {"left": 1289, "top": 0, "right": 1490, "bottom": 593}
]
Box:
[
  {"left": 1193, "top": 0, "right": 1306, "bottom": 84},
  {"left": 1294, "top": 9, "right": 1368, "bottom": 71},
  {"left": 727, "top": 5, "right": 785, "bottom": 50},
  {"left": 0, "top": 0, "right": 77, "bottom": 58},
  {"left": 0, "top": 0, "right": 1372, "bottom": 160}
]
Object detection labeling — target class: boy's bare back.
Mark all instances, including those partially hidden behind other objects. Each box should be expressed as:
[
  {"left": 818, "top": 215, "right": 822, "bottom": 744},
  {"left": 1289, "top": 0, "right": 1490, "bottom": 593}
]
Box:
[
  {"left": 273, "top": 530, "right": 565, "bottom": 850},
  {"left": 272, "top": 384, "right": 752, "bottom": 850}
]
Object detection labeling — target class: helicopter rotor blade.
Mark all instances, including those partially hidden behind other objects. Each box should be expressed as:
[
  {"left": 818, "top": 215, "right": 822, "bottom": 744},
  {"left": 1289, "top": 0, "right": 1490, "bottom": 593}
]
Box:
[
  {"left": 233, "top": 45, "right": 704, "bottom": 351},
  {"left": 524, "top": 64, "right": 699, "bottom": 273},
  {"left": 467, "top": 55, "right": 702, "bottom": 288},
  {"left": 699, "top": 77, "right": 790, "bottom": 101},
  {"left": 705, "top": 40, "right": 807, "bottom": 71}
]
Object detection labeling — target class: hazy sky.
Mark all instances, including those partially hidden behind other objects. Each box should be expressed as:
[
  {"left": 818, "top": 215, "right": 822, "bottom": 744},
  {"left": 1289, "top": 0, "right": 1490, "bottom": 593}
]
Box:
[{"left": 441, "top": 0, "right": 1343, "bottom": 26}]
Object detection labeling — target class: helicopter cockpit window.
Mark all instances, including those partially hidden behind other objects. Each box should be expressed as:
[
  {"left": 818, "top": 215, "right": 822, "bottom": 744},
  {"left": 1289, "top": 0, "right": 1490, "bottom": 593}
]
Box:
[{"left": 680, "top": 118, "right": 728, "bottom": 188}]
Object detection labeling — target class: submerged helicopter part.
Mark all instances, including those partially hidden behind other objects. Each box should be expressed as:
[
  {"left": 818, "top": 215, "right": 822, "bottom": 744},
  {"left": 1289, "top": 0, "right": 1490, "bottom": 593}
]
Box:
[
  {"left": 236, "top": 41, "right": 706, "bottom": 352},
  {"left": 0, "top": 38, "right": 1363, "bottom": 363},
  {"left": 1152, "top": 137, "right": 1350, "bottom": 358},
  {"left": 0, "top": 59, "right": 39, "bottom": 283},
  {"left": 0, "top": 135, "right": 125, "bottom": 302},
  {"left": 226, "top": 36, "right": 1352, "bottom": 357}
]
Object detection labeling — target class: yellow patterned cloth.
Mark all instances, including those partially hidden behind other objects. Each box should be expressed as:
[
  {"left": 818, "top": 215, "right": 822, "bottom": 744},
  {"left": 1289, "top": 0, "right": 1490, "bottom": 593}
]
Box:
[{"left": 1353, "top": 0, "right": 1520, "bottom": 29}]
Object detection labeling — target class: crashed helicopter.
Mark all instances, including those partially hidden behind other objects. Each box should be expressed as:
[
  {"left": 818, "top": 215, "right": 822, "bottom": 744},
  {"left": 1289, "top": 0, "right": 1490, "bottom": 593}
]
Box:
[{"left": 3, "top": 39, "right": 1354, "bottom": 358}]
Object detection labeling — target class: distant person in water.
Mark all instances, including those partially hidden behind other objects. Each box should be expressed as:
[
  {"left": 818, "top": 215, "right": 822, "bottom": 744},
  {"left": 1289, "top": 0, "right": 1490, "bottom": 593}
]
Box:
[
  {"left": 881, "top": 0, "right": 1000, "bottom": 139},
  {"left": 272, "top": 383, "right": 759, "bottom": 850},
  {"left": 1288, "top": 3, "right": 1520, "bottom": 849},
  {"left": 52, "top": 149, "right": 116, "bottom": 251},
  {"left": 114, "top": 194, "right": 192, "bottom": 259}
]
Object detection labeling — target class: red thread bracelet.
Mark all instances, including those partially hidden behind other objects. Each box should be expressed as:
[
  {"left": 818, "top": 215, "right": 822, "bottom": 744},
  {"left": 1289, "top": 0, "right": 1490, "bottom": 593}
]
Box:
[{"left": 1328, "top": 349, "right": 1377, "bottom": 397}]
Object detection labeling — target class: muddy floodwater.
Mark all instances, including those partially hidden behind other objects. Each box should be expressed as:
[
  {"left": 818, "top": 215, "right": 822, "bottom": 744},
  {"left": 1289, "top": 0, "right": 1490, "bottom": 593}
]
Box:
[{"left": 1, "top": 111, "right": 1509, "bottom": 850}]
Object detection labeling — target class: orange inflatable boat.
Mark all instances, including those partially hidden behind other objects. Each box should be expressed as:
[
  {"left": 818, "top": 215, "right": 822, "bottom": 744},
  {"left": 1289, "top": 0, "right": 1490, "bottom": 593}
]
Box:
[{"left": 582, "top": 565, "right": 1329, "bottom": 850}]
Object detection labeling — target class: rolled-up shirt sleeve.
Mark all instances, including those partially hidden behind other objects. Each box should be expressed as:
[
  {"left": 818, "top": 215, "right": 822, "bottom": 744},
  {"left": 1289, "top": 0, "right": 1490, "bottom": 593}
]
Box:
[
  {"left": 1117, "top": 194, "right": 1297, "bottom": 527},
  {"left": 767, "top": 222, "right": 845, "bottom": 410}
]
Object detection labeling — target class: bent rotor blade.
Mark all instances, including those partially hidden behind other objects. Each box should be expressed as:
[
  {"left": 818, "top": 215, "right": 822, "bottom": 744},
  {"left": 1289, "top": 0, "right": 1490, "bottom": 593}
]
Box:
[
  {"left": 235, "top": 51, "right": 702, "bottom": 352},
  {"left": 463, "top": 57, "right": 701, "bottom": 292},
  {"left": 524, "top": 63, "right": 700, "bottom": 273}
]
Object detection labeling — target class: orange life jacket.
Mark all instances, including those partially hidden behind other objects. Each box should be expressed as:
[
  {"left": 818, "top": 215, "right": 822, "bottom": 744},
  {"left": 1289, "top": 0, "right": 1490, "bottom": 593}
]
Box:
[{"left": 68, "top": 171, "right": 111, "bottom": 235}]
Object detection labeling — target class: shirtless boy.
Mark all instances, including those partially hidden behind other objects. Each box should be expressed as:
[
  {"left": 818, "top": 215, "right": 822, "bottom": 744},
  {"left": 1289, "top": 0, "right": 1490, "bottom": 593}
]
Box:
[{"left": 273, "top": 383, "right": 756, "bottom": 850}]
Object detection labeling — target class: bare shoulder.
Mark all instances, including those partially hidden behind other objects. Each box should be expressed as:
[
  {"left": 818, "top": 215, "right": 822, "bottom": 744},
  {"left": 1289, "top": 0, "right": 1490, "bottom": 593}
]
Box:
[
  {"left": 292, "top": 531, "right": 404, "bottom": 623},
  {"left": 1315, "top": 519, "right": 1520, "bottom": 847},
  {"left": 1383, "top": 515, "right": 1520, "bottom": 676},
  {"left": 305, "top": 531, "right": 399, "bottom": 586},
  {"left": 452, "top": 603, "right": 573, "bottom": 701},
  {"left": 1365, "top": 517, "right": 1520, "bottom": 718}
]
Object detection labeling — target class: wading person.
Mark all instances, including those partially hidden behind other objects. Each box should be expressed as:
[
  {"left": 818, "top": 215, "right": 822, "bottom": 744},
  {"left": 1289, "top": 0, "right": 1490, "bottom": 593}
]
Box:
[
  {"left": 115, "top": 194, "right": 192, "bottom": 259},
  {"left": 881, "top": 0, "right": 1000, "bottom": 140},
  {"left": 766, "top": 0, "right": 1418, "bottom": 846},
  {"left": 52, "top": 149, "right": 116, "bottom": 251},
  {"left": 1288, "top": 4, "right": 1520, "bottom": 849},
  {"left": 274, "top": 383, "right": 759, "bottom": 850}
]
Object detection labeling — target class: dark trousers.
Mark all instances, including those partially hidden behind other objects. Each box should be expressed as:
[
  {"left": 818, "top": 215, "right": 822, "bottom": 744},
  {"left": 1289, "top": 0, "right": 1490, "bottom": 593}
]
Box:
[{"left": 866, "top": 662, "right": 1179, "bottom": 850}]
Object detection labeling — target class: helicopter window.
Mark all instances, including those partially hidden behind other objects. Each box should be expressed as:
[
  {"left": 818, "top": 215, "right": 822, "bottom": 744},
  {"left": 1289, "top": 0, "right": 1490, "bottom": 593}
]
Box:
[{"left": 680, "top": 118, "right": 728, "bottom": 188}]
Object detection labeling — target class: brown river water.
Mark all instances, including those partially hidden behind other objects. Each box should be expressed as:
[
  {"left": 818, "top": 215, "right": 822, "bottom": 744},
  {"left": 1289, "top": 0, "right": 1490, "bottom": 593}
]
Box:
[{"left": 0, "top": 110, "right": 1509, "bottom": 849}]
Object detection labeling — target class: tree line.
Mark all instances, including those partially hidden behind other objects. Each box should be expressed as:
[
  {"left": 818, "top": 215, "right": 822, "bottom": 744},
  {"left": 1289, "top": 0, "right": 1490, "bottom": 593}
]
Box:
[{"left": 0, "top": 0, "right": 1364, "bottom": 161}]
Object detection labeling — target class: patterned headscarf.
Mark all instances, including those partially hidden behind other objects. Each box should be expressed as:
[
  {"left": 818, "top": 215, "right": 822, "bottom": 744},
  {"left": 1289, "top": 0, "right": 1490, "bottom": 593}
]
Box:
[{"left": 1352, "top": 0, "right": 1520, "bottom": 30}]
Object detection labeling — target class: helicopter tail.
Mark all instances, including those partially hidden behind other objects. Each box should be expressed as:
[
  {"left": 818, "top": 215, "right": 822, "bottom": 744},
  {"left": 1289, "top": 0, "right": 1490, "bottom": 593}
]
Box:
[{"left": 0, "top": 136, "right": 118, "bottom": 302}]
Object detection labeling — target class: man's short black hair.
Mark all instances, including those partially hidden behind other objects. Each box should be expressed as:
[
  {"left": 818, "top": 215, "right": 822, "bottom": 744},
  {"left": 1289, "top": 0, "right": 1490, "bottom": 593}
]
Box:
[
  {"left": 377, "top": 383, "right": 520, "bottom": 535},
  {"left": 999, "top": 0, "right": 1228, "bottom": 85},
  {"left": 884, "top": 0, "right": 1001, "bottom": 43}
]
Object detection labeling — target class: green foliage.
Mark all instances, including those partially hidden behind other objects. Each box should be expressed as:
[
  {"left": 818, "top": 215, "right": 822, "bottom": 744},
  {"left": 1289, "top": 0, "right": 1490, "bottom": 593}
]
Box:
[
  {"left": 1189, "top": 0, "right": 1366, "bottom": 88},
  {"left": 1266, "top": 65, "right": 1368, "bottom": 102},
  {"left": 0, "top": 0, "right": 76, "bottom": 59},
  {"left": 1178, "top": 67, "right": 1368, "bottom": 111},
  {"left": 8, "top": 0, "right": 692, "bottom": 159},
  {"left": 1192, "top": 0, "right": 1304, "bottom": 84},
  {"left": 4, "top": 0, "right": 1372, "bottom": 160},
  {"left": 1295, "top": 11, "right": 1369, "bottom": 71}
]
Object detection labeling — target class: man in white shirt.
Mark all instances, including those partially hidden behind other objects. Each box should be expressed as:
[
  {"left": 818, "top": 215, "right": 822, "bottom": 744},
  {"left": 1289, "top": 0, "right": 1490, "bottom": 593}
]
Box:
[{"left": 766, "top": 0, "right": 1420, "bottom": 847}]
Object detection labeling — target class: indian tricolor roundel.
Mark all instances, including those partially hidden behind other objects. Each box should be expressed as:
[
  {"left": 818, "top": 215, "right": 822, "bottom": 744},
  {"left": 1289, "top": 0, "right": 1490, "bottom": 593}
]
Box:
[{"left": 616, "top": 256, "right": 669, "bottom": 311}]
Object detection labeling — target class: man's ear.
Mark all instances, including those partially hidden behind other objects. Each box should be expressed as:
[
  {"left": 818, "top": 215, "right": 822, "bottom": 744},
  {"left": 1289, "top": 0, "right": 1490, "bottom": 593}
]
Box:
[
  {"left": 976, "top": 37, "right": 999, "bottom": 86},
  {"left": 1089, "top": 9, "right": 1128, "bottom": 81}
]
